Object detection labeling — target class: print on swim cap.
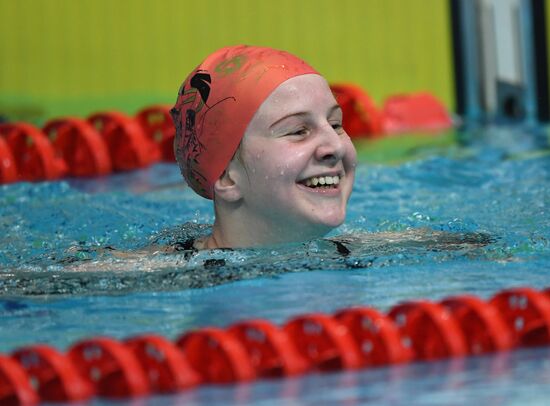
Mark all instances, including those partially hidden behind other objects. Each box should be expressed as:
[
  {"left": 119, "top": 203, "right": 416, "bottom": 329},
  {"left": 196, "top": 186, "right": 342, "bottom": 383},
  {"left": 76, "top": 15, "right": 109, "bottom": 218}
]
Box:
[
  {"left": 172, "top": 70, "right": 236, "bottom": 196},
  {"left": 189, "top": 71, "right": 212, "bottom": 106},
  {"left": 215, "top": 55, "right": 246, "bottom": 76}
]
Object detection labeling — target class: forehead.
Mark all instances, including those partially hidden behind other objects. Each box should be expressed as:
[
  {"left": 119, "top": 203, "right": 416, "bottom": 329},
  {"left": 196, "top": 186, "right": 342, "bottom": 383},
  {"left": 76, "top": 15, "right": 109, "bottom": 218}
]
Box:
[{"left": 253, "top": 74, "right": 337, "bottom": 121}]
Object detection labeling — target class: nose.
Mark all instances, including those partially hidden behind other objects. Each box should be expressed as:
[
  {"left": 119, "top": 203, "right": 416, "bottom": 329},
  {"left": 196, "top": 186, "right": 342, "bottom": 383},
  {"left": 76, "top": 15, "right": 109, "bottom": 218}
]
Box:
[{"left": 314, "top": 123, "right": 347, "bottom": 164}]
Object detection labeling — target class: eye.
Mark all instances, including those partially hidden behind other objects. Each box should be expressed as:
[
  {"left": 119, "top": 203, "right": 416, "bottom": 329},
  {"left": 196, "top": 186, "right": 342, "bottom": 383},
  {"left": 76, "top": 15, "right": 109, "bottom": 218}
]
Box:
[
  {"left": 285, "top": 127, "right": 309, "bottom": 137},
  {"left": 330, "top": 122, "right": 345, "bottom": 134}
]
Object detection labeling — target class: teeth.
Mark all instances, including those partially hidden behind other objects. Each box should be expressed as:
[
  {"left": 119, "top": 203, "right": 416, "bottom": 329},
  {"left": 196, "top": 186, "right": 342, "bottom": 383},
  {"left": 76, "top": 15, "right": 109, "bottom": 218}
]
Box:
[{"left": 302, "top": 175, "right": 341, "bottom": 188}]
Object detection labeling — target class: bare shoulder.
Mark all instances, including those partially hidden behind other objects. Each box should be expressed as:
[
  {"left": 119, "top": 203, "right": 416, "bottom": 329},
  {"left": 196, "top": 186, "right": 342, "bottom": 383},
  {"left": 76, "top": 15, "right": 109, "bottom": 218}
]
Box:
[{"left": 329, "top": 228, "right": 494, "bottom": 251}]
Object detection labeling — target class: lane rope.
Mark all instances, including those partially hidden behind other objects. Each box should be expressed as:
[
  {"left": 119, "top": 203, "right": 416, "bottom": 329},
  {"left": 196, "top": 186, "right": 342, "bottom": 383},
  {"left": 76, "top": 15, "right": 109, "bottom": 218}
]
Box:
[
  {"left": 0, "top": 87, "right": 453, "bottom": 185},
  {"left": 2, "top": 286, "right": 550, "bottom": 405}
]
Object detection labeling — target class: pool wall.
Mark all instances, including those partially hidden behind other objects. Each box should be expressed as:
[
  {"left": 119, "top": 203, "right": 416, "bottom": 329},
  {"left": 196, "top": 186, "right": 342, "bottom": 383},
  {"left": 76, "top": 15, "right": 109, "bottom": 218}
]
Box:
[{"left": 0, "top": 0, "right": 454, "bottom": 122}]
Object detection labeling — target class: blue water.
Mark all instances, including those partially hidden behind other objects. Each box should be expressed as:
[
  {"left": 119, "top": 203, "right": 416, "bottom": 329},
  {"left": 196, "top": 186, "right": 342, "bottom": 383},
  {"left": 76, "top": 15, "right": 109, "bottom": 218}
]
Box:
[{"left": 1, "top": 126, "right": 550, "bottom": 405}]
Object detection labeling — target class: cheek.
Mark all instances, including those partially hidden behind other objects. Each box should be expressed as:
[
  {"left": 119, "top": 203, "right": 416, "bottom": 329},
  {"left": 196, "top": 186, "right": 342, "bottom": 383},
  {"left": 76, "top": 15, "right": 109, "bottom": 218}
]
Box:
[
  {"left": 274, "top": 149, "right": 309, "bottom": 175},
  {"left": 244, "top": 143, "right": 309, "bottom": 181},
  {"left": 242, "top": 146, "right": 281, "bottom": 185}
]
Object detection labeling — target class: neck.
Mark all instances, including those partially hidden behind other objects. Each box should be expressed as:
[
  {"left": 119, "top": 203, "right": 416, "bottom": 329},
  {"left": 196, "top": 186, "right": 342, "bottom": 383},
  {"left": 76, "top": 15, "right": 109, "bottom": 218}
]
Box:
[{"left": 205, "top": 204, "right": 330, "bottom": 249}]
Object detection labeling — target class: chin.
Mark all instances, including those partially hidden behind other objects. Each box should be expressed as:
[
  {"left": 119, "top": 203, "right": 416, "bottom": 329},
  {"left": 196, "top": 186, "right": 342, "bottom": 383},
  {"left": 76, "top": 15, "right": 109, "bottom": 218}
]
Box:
[
  {"left": 310, "top": 214, "right": 345, "bottom": 233},
  {"left": 317, "top": 207, "right": 346, "bottom": 227},
  {"left": 321, "top": 218, "right": 345, "bottom": 229}
]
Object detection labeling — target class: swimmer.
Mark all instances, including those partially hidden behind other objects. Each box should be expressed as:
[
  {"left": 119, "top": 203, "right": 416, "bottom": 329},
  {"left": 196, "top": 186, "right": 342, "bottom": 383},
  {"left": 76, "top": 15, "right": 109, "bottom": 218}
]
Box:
[
  {"left": 170, "top": 45, "right": 357, "bottom": 249},
  {"left": 56, "top": 45, "right": 492, "bottom": 277},
  {"left": 149, "top": 45, "right": 491, "bottom": 254}
]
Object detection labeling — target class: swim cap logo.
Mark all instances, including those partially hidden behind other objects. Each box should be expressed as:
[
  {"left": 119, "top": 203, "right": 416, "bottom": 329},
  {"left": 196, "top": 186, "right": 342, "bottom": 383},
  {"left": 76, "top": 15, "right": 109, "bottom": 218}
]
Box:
[
  {"left": 215, "top": 55, "right": 246, "bottom": 76},
  {"left": 189, "top": 72, "right": 212, "bottom": 106}
]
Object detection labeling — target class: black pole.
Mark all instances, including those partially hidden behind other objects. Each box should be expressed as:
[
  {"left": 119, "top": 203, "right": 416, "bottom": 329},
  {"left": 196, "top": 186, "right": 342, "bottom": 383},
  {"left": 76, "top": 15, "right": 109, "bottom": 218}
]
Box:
[
  {"left": 531, "top": 0, "right": 550, "bottom": 122},
  {"left": 450, "top": 0, "right": 465, "bottom": 117}
]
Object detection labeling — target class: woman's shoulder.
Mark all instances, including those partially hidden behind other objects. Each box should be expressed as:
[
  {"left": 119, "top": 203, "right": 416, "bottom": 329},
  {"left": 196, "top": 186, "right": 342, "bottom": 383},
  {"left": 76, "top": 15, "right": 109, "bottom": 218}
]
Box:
[
  {"left": 329, "top": 228, "right": 494, "bottom": 252},
  {"left": 147, "top": 222, "right": 212, "bottom": 252}
]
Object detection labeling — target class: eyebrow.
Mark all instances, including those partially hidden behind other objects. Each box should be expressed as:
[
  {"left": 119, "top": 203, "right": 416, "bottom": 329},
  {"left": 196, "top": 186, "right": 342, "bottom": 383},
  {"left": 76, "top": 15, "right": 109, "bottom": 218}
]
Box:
[{"left": 269, "top": 104, "right": 342, "bottom": 129}]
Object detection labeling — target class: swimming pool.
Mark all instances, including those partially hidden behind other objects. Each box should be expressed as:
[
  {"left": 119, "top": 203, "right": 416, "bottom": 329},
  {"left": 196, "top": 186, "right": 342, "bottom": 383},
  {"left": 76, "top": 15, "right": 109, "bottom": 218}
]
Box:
[{"left": 1, "top": 126, "right": 549, "bottom": 404}]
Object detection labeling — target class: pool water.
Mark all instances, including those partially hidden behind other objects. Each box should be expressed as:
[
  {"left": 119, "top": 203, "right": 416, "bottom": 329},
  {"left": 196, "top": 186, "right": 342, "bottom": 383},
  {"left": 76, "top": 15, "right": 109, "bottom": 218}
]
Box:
[{"left": 1, "top": 126, "right": 550, "bottom": 405}]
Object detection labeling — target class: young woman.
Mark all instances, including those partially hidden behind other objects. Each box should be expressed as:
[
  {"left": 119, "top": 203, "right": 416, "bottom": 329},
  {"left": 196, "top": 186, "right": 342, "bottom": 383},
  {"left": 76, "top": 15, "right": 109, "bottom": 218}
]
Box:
[
  {"left": 170, "top": 45, "right": 357, "bottom": 249},
  {"left": 56, "top": 45, "right": 490, "bottom": 283}
]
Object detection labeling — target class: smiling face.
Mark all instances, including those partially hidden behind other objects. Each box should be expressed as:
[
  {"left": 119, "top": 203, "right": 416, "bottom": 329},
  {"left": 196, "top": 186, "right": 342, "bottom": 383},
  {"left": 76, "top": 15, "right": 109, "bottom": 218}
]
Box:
[{"left": 222, "top": 74, "right": 357, "bottom": 244}]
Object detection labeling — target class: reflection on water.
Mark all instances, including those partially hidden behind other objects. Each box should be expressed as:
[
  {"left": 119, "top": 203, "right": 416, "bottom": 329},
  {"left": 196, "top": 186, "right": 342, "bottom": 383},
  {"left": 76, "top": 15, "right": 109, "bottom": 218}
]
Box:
[
  {"left": 83, "top": 347, "right": 550, "bottom": 406},
  {"left": 211, "top": 348, "right": 548, "bottom": 406}
]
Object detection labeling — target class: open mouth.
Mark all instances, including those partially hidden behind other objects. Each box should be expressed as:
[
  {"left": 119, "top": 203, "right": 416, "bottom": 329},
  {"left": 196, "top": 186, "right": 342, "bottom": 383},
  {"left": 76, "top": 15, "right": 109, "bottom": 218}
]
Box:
[{"left": 299, "top": 175, "right": 341, "bottom": 189}]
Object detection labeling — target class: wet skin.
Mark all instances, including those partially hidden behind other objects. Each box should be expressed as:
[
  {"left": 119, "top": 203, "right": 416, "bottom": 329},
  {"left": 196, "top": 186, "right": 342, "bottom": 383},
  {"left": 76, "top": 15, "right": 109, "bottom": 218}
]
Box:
[{"left": 209, "top": 74, "right": 358, "bottom": 247}]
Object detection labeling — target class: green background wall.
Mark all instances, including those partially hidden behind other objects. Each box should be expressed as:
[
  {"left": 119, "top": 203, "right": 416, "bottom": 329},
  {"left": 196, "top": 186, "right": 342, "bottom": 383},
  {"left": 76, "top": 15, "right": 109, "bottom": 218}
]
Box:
[{"left": 0, "top": 0, "right": 454, "bottom": 124}]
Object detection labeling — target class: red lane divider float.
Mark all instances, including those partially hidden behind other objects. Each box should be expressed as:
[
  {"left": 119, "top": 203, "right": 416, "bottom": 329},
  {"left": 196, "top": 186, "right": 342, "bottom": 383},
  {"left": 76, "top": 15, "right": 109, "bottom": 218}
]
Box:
[
  {"left": 0, "top": 137, "right": 18, "bottom": 184},
  {"left": 176, "top": 327, "right": 256, "bottom": 384},
  {"left": 0, "top": 123, "right": 65, "bottom": 181},
  {"left": 125, "top": 334, "right": 200, "bottom": 392},
  {"left": 334, "top": 307, "right": 412, "bottom": 366},
  {"left": 4, "top": 287, "right": 549, "bottom": 405},
  {"left": 284, "top": 313, "right": 363, "bottom": 371},
  {"left": 0, "top": 355, "right": 39, "bottom": 406},
  {"left": 88, "top": 112, "right": 155, "bottom": 172},
  {"left": 441, "top": 295, "right": 514, "bottom": 354},
  {"left": 43, "top": 118, "right": 112, "bottom": 177},
  {"left": 7, "top": 288, "right": 550, "bottom": 405},
  {"left": 228, "top": 319, "right": 309, "bottom": 378},
  {"left": 330, "top": 83, "right": 383, "bottom": 138},
  {"left": 135, "top": 105, "right": 176, "bottom": 162},
  {"left": 490, "top": 288, "right": 550, "bottom": 347},
  {"left": 68, "top": 337, "right": 150, "bottom": 398},
  {"left": 0, "top": 288, "right": 550, "bottom": 405},
  {"left": 0, "top": 85, "right": 455, "bottom": 185},
  {"left": 12, "top": 345, "right": 92, "bottom": 403},
  {"left": 389, "top": 301, "right": 467, "bottom": 360},
  {"left": 381, "top": 92, "right": 453, "bottom": 134},
  {"left": 0, "top": 106, "right": 180, "bottom": 184}
]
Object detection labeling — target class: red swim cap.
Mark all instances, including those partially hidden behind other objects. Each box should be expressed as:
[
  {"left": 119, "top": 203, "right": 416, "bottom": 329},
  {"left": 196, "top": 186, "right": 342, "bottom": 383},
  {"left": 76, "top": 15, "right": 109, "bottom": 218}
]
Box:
[{"left": 171, "top": 45, "right": 318, "bottom": 199}]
